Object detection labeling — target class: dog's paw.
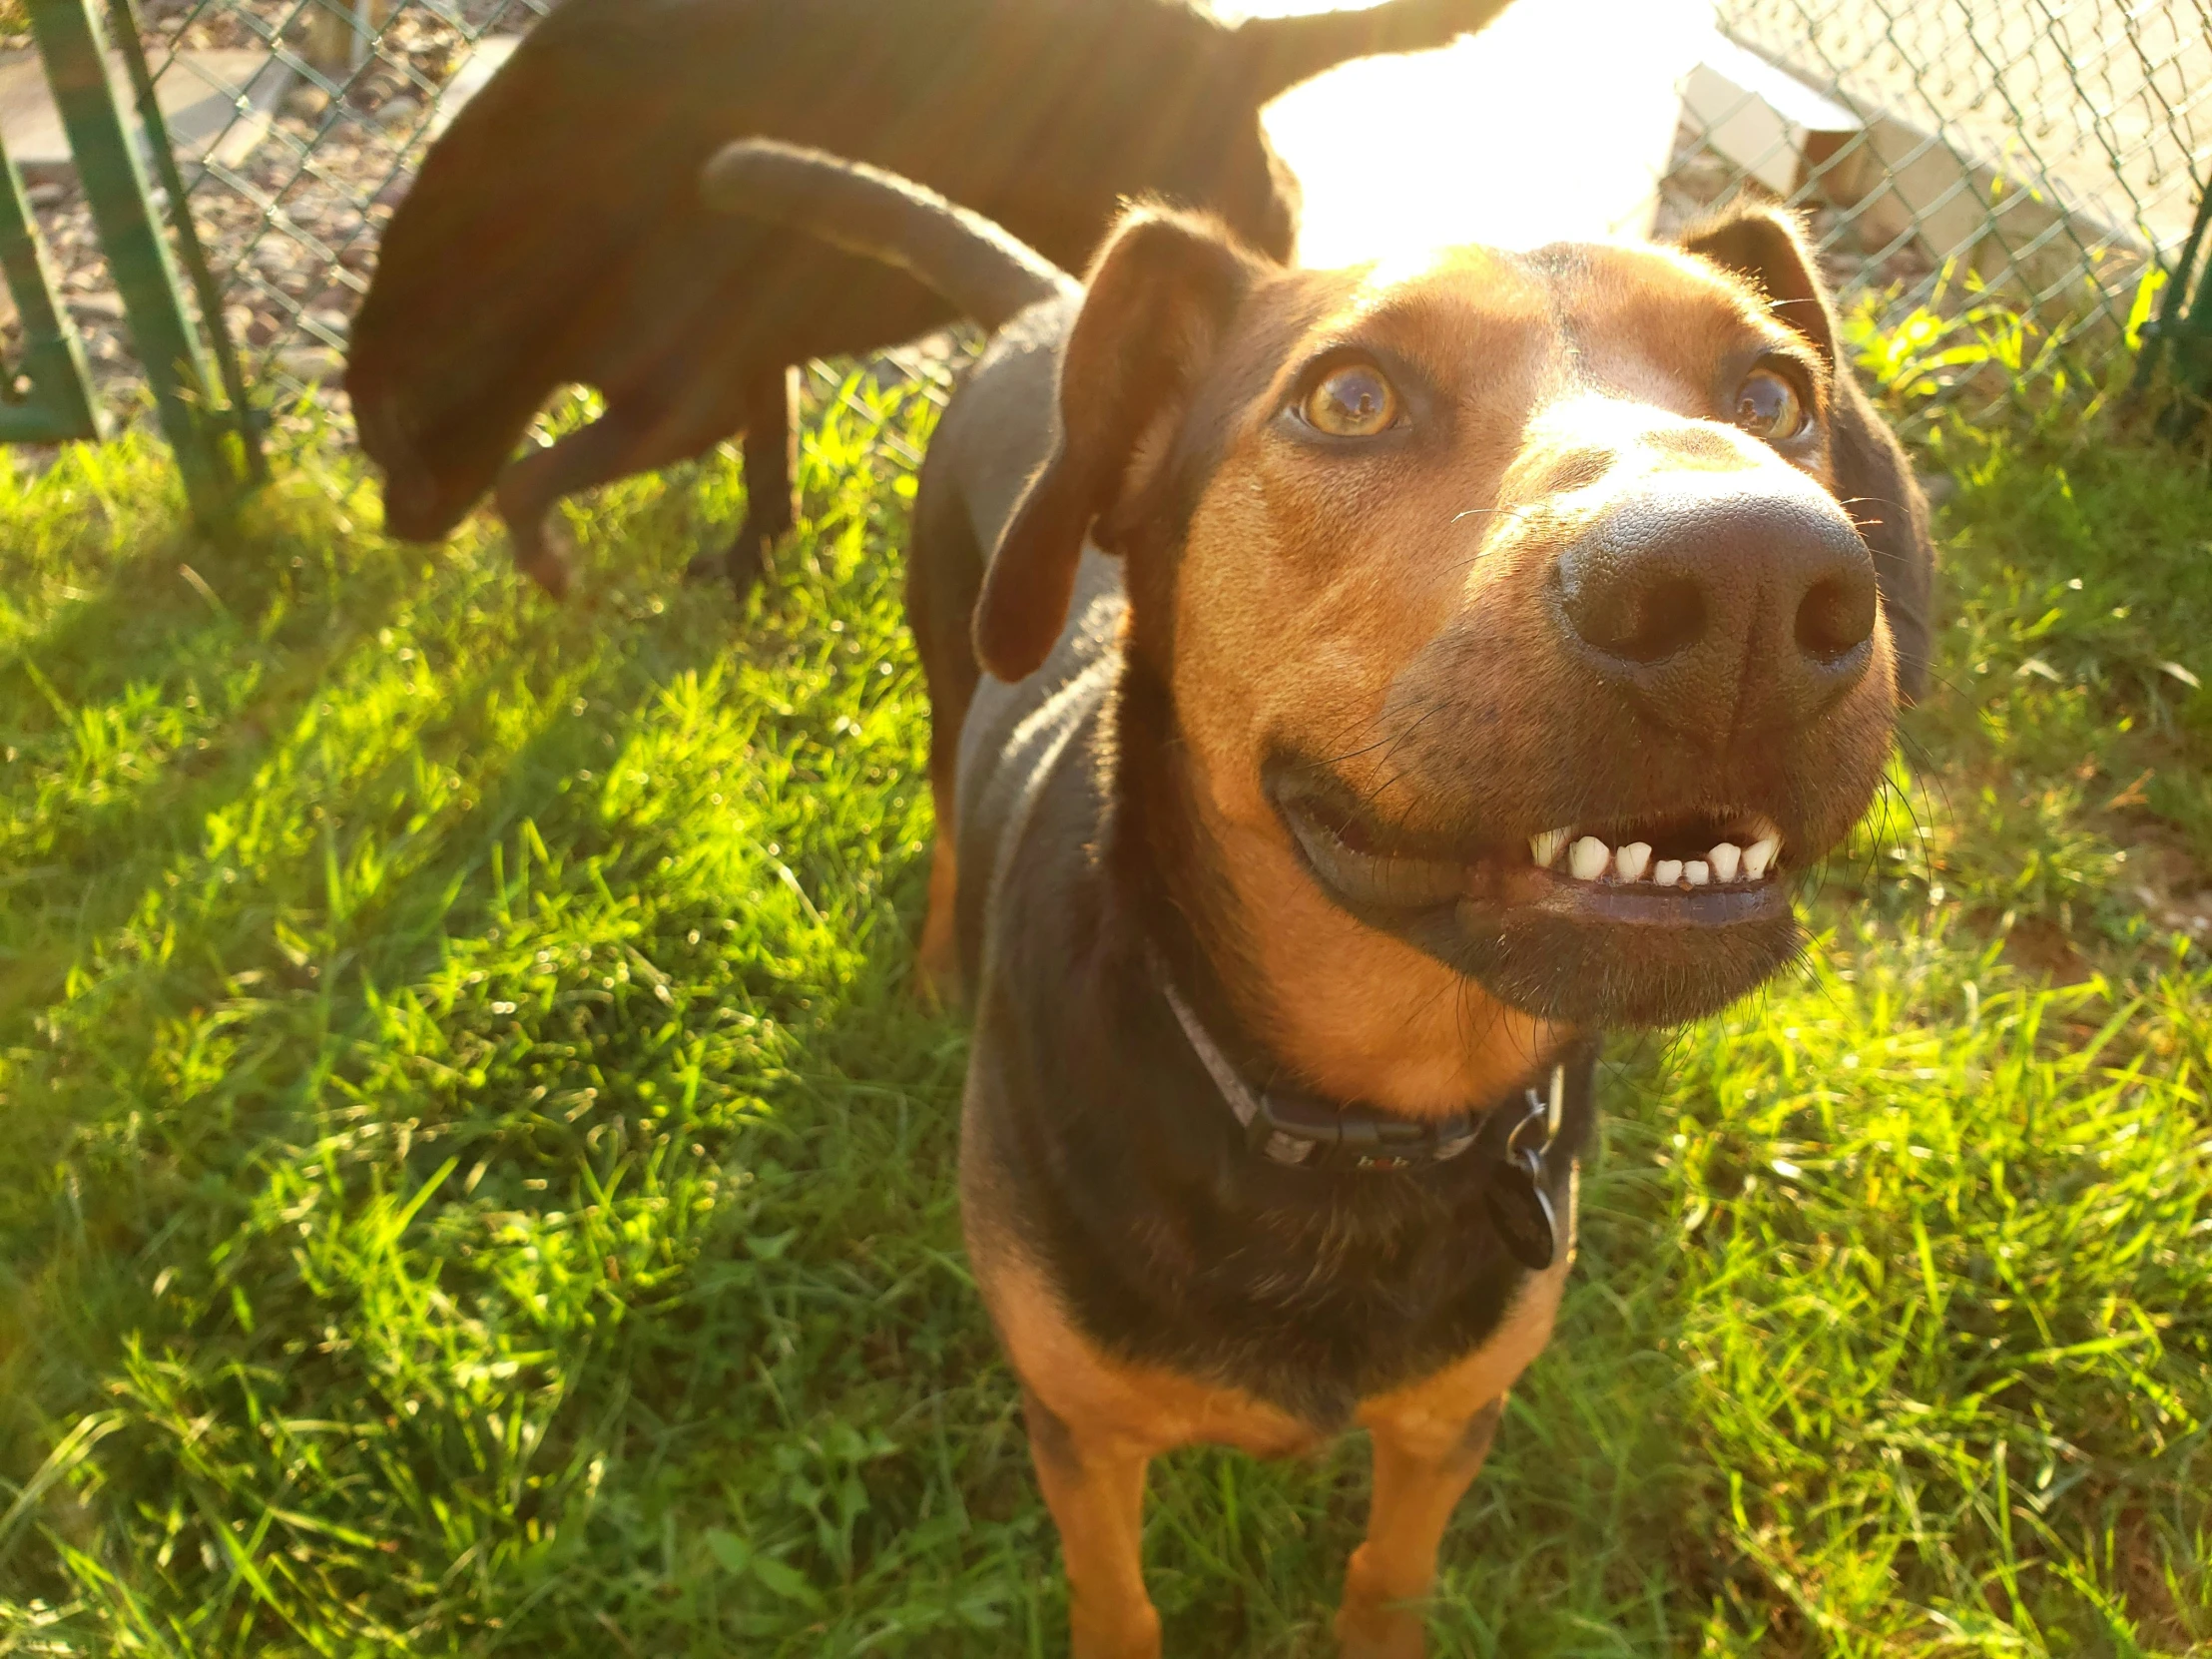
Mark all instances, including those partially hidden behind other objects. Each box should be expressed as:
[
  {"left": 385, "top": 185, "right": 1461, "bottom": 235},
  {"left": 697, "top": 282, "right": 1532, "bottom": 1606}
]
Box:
[
  {"left": 1335, "top": 1548, "right": 1431, "bottom": 1659},
  {"left": 1334, "top": 1606, "right": 1427, "bottom": 1659},
  {"left": 511, "top": 528, "right": 576, "bottom": 600},
  {"left": 684, "top": 519, "right": 777, "bottom": 600},
  {"left": 1067, "top": 1602, "right": 1163, "bottom": 1659},
  {"left": 721, "top": 530, "right": 770, "bottom": 601}
]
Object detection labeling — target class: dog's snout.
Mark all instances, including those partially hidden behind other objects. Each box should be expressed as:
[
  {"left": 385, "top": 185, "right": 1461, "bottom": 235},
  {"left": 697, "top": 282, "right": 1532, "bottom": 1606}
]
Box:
[{"left": 1552, "top": 477, "right": 1880, "bottom": 732}]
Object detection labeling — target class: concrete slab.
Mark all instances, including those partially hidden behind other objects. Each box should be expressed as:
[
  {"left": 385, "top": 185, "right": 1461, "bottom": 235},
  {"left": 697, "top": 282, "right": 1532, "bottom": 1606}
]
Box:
[
  {"left": 0, "top": 47, "right": 294, "bottom": 184},
  {"left": 1686, "top": 30, "right": 1863, "bottom": 198},
  {"left": 1229, "top": 0, "right": 1717, "bottom": 267}
]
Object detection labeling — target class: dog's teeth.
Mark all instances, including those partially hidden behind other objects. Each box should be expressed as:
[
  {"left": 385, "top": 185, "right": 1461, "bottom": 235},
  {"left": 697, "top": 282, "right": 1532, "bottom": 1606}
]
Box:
[
  {"left": 1744, "top": 833, "right": 1781, "bottom": 879},
  {"left": 1652, "top": 858, "right": 1684, "bottom": 887},
  {"left": 1684, "top": 859, "right": 1712, "bottom": 886},
  {"left": 1708, "top": 842, "right": 1742, "bottom": 882},
  {"left": 1614, "top": 841, "right": 1652, "bottom": 882},
  {"left": 1568, "top": 835, "right": 1611, "bottom": 881},
  {"left": 1529, "top": 828, "right": 1569, "bottom": 869}
]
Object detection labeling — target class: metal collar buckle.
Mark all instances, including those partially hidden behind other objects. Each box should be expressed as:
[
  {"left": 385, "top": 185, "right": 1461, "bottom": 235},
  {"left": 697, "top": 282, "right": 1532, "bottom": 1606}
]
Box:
[
  {"left": 1484, "top": 1065, "right": 1566, "bottom": 1271},
  {"left": 1242, "top": 1086, "right": 1477, "bottom": 1173}
]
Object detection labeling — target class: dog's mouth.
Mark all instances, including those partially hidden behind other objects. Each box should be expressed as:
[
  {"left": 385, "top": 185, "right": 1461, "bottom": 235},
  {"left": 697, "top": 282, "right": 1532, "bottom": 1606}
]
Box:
[
  {"left": 1268, "top": 766, "right": 1804, "bottom": 1027},
  {"left": 1275, "top": 783, "right": 1788, "bottom": 911}
]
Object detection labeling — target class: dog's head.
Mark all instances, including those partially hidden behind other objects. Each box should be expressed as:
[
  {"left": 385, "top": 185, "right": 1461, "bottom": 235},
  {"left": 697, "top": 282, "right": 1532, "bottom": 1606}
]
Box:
[{"left": 981, "top": 204, "right": 1930, "bottom": 1104}]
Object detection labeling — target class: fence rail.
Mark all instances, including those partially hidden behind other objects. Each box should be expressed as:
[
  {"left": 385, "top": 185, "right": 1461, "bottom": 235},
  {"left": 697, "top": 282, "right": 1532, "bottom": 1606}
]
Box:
[{"left": 2, "top": 0, "right": 2208, "bottom": 481}]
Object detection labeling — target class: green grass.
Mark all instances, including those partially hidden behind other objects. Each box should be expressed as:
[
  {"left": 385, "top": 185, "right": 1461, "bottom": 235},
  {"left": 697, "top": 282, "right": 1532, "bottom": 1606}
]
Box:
[{"left": 0, "top": 375, "right": 2207, "bottom": 1656}]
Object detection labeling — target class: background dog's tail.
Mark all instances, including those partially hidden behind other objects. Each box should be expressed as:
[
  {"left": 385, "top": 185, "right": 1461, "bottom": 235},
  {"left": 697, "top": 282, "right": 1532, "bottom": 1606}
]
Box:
[
  {"left": 1236, "top": 0, "right": 1515, "bottom": 101},
  {"left": 701, "top": 141, "right": 1077, "bottom": 331}
]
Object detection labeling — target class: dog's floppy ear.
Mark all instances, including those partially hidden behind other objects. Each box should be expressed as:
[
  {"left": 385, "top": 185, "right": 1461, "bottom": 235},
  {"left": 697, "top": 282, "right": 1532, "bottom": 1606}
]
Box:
[
  {"left": 975, "top": 207, "right": 1261, "bottom": 683},
  {"left": 1679, "top": 204, "right": 1840, "bottom": 366},
  {"left": 1681, "top": 206, "right": 1936, "bottom": 702}
]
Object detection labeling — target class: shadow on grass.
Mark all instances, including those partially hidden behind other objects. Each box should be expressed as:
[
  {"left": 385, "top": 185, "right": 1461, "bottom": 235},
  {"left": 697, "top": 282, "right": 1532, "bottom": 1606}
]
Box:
[{"left": 0, "top": 466, "right": 1710, "bottom": 1657}]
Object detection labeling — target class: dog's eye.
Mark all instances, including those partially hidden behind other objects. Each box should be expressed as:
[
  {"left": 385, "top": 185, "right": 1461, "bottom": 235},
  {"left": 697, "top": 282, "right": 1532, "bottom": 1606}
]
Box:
[
  {"left": 1301, "top": 364, "right": 1400, "bottom": 437},
  {"left": 1733, "top": 368, "right": 1806, "bottom": 442}
]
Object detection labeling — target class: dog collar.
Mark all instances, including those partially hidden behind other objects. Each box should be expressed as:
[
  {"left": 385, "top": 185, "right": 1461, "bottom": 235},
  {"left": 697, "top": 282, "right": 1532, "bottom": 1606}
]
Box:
[
  {"left": 1159, "top": 976, "right": 1558, "bottom": 1163},
  {"left": 1160, "top": 981, "right": 1567, "bottom": 1268}
]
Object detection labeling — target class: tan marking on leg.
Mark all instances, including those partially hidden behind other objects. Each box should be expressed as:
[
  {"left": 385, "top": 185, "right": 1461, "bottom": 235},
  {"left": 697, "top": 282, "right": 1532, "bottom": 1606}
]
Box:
[
  {"left": 984, "top": 1250, "right": 1319, "bottom": 1659},
  {"left": 1024, "top": 1386, "right": 1163, "bottom": 1659},
  {"left": 1337, "top": 1400, "right": 1502, "bottom": 1659},
  {"left": 962, "top": 1116, "right": 1321, "bottom": 1655},
  {"left": 1338, "top": 1189, "right": 1575, "bottom": 1658}
]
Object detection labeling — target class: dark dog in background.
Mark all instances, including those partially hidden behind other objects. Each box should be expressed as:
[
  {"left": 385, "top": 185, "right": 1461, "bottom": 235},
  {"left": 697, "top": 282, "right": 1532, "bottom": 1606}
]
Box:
[
  {"left": 344, "top": 0, "right": 1515, "bottom": 599},
  {"left": 705, "top": 141, "right": 1932, "bottom": 1656}
]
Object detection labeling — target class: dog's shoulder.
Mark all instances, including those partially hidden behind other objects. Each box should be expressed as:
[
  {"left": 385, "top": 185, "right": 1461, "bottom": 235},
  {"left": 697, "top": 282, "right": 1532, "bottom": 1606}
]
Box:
[
  {"left": 933, "top": 293, "right": 1083, "bottom": 559},
  {"left": 954, "top": 550, "right": 1125, "bottom": 983}
]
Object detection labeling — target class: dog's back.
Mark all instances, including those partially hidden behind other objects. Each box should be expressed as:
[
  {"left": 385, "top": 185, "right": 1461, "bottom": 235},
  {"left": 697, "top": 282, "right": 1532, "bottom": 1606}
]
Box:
[{"left": 346, "top": 0, "right": 1516, "bottom": 547}]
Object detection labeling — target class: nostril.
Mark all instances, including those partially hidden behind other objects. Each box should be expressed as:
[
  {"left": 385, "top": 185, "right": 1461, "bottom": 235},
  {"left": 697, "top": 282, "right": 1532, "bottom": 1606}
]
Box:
[
  {"left": 1576, "top": 574, "right": 1706, "bottom": 665},
  {"left": 1796, "top": 573, "right": 1878, "bottom": 663}
]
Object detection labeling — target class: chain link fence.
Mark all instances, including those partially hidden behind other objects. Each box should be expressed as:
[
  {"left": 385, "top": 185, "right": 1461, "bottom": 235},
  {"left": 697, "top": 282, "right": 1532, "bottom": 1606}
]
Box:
[
  {"left": 2, "top": 0, "right": 549, "bottom": 424},
  {"left": 2, "top": 0, "right": 2207, "bottom": 453},
  {"left": 1672, "top": 0, "right": 2211, "bottom": 413}
]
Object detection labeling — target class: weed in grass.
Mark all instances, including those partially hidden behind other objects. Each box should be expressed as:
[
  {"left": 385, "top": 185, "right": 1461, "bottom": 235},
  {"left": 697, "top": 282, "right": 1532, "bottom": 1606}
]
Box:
[{"left": 0, "top": 368, "right": 2207, "bottom": 1656}]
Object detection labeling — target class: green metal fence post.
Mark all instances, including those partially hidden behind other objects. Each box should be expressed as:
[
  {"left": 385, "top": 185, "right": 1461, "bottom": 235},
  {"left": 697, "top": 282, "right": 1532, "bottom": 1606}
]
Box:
[
  {"left": 0, "top": 121, "right": 107, "bottom": 445},
  {"left": 2131, "top": 188, "right": 2212, "bottom": 442},
  {"left": 25, "top": 0, "right": 249, "bottom": 523},
  {"left": 107, "top": 0, "right": 266, "bottom": 484}
]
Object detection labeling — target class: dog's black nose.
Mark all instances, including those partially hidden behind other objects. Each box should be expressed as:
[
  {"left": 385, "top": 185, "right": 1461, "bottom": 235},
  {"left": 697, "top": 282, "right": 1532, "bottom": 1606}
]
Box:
[{"left": 1551, "top": 475, "right": 1879, "bottom": 732}]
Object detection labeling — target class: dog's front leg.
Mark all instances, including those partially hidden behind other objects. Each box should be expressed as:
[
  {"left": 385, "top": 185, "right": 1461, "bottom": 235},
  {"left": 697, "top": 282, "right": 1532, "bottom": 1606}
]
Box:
[
  {"left": 1334, "top": 1394, "right": 1504, "bottom": 1659},
  {"left": 495, "top": 348, "right": 740, "bottom": 598},
  {"left": 1023, "top": 1388, "right": 1162, "bottom": 1659}
]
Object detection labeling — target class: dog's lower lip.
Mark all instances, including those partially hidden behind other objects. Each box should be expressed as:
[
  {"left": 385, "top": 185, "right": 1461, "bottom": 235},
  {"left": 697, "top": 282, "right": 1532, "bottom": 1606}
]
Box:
[{"left": 1460, "top": 866, "right": 1789, "bottom": 929}]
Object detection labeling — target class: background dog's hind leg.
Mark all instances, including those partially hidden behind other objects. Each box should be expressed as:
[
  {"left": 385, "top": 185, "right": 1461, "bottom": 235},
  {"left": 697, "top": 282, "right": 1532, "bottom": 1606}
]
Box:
[
  {"left": 915, "top": 816, "right": 960, "bottom": 1008},
  {"left": 684, "top": 365, "right": 800, "bottom": 602},
  {"left": 1022, "top": 1389, "right": 1162, "bottom": 1659},
  {"left": 1334, "top": 1396, "right": 1504, "bottom": 1659}
]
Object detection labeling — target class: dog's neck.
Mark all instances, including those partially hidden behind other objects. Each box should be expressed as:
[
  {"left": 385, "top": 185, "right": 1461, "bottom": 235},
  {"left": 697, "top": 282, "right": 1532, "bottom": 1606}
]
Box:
[
  {"left": 1105, "top": 656, "right": 1256, "bottom": 1066},
  {"left": 1104, "top": 653, "right": 1570, "bottom": 1120}
]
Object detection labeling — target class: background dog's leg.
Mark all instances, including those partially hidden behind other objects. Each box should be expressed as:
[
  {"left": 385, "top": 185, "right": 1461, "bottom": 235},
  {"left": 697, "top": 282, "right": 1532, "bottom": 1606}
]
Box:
[
  {"left": 1334, "top": 1395, "right": 1504, "bottom": 1659},
  {"left": 1022, "top": 1389, "right": 1162, "bottom": 1659},
  {"left": 494, "top": 358, "right": 749, "bottom": 598},
  {"left": 904, "top": 470, "right": 985, "bottom": 1006},
  {"left": 714, "top": 365, "right": 801, "bottom": 601},
  {"left": 915, "top": 830, "right": 960, "bottom": 1006}
]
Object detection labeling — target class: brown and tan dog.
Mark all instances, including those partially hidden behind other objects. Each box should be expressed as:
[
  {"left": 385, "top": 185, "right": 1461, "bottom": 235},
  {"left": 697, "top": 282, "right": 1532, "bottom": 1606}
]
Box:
[{"left": 707, "top": 143, "right": 1932, "bottom": 1658}]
